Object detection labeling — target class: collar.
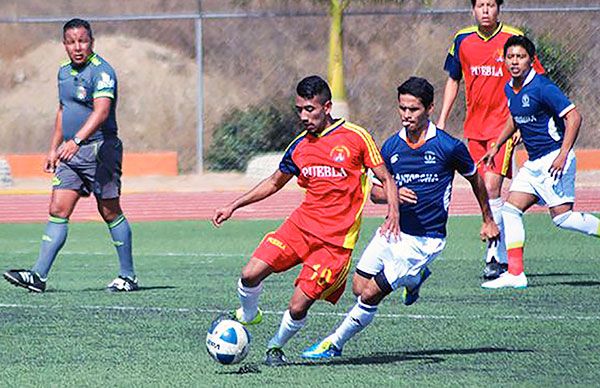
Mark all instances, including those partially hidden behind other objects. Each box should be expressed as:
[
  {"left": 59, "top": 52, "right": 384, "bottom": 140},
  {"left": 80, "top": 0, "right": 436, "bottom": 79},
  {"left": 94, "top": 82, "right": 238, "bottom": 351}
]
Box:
[
  {"left": 509, "top": 68, "right": 536, "bottom": 90},
  {"left": 317, "top": 118, "right": 345, "bottom": 138},
  {"left": 398, "top": 121, "right": 437, "bottom": 144},
  {"left": 477, "top": 22, "right": 502, "bottom": 42}
]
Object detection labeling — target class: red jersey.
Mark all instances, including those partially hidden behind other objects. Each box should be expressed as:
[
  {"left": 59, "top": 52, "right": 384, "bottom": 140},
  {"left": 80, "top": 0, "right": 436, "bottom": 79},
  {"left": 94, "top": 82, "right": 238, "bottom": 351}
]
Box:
[
  {"left": 279, "top": 119, "right": 383, "bottom": 249},
  {"left": 444, "top": 23, "right": 544, "bottom": 140}
]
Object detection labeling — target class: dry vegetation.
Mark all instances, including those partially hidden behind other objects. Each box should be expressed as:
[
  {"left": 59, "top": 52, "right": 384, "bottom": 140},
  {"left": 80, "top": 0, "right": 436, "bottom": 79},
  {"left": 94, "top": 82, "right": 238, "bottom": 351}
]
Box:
[{"left": 1, "top": 0, "right": 598, "bottom": 172}]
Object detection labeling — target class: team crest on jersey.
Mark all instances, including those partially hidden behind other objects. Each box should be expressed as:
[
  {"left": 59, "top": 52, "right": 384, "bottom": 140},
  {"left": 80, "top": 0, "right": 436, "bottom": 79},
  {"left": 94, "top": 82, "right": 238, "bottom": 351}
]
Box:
[
  {"left": 521, "top": 94, "right": 530, "bottom": 108},
  {"left": 495, "top": 48, "right": 504, "bottom": 62},
  {"left": 330, "top": 145, "right": 350, "bottom": 163},
  {"left": 76, "top": 85, "right": 87, "bottom": 100},
  {"left": 424, "top": 151, "right": 437, "bottom": 164}
]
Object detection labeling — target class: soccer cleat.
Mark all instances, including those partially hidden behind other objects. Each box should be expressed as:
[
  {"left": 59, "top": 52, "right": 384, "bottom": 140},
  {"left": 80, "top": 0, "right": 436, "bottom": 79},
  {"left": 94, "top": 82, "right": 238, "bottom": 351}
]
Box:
[
  {"left": 403, "top": 267, "right": 432, "bottom": 306},
  {"left": 481, "top": 271, "right": 528, "bottom": 289},
  {"left": 107, "top": 276, "right": 139, "bottom": 292},
  {"left": 301, "top": 339, "right": 342, "bottom": 360},
  {"left": 3, "top": 269, "right": 46, "bottom": 293},
  {"left": 483, "top": 258, "right": 508, "bottom": 280},
  {"left": 232, "top": 307, "right": 263, "bottom": 326},
  {"left": 264, "top": 347, "right": 288, "bottom": 366}
]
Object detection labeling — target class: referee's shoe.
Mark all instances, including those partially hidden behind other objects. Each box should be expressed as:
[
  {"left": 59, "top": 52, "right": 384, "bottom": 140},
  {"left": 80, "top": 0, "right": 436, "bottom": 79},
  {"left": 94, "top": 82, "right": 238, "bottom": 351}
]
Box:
[{"left": 3, "top": 269, "right": 46, "bottom": 293}]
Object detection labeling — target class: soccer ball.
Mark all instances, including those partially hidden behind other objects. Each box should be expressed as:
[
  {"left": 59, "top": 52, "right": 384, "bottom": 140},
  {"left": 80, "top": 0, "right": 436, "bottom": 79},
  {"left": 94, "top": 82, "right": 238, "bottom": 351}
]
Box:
[{"left": 206, "top": 318, "right": 251, "bottom": 365}]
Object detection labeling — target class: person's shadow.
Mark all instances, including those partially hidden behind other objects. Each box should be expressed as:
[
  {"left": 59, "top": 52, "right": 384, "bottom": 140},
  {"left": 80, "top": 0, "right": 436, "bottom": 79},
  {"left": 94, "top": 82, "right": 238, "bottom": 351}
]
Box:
[{"left": 291, "top": 346, "right": 533, "bottom": 367}]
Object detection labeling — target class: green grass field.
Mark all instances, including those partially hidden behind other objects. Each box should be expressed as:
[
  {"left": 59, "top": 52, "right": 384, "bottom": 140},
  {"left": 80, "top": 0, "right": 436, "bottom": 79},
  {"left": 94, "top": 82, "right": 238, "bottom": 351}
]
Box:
[{"left": 1, "top": 215, "right": 599, "bottom": 386}]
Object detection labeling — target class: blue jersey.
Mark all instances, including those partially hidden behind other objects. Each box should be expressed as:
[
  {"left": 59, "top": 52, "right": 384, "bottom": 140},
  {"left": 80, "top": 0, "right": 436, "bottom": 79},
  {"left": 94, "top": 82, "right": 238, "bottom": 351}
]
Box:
[
  {"left": 505, "top": 70, "right": 574, "bottom": 161},
  {"left": 380, "top": 122, "right": 476, "bottom": 238},
  {"left": 58, "top": 53, "right": 118, "bottom": 142}
]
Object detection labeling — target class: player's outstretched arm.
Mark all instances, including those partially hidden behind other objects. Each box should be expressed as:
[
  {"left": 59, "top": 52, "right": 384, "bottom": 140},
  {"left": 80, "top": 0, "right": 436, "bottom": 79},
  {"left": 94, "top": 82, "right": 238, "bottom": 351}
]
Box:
[
  {"left": 465, "top": 173, "right": 500, "bottom": 242},
  {"left": 212, "top": 169, "right": 293, "bottom": 227},
  {"left": 549, "top": 108, "right": 582, "bottom": 179},
  {"left": 371, "top": 164, "right": 400, "bottom": 237},
  {"left": 437, "top": 77, "right": 460, "bottom": 130},
  {"left": 480, "top": 117, "right": 517, "bottom": 168},
  {"left": 370, "top": 185, "right": 417, "bottom": 205}
]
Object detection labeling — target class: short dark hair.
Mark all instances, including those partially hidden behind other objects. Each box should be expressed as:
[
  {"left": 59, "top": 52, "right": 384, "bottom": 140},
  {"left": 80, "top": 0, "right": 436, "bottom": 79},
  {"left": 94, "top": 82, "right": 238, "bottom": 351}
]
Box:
[
  {"left": 63, "top": 18, "right": 93, "bottom": 40},
  {"left": 397, "top": 77, "right": 434, "bottom": 108},
  {"left": 470, "top": 0, "right": 504, "bottom": 7},
  {"left": 296, "top": 75, "right": 332, "bottom": 104},
  {"left": 504, "top": 35, "right": 536, "bottom": 58}
]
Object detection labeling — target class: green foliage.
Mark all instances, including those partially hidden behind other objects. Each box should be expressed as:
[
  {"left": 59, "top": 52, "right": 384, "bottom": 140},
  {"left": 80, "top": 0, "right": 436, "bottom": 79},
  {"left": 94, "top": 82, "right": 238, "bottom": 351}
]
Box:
[
  {"left": 206, "top": 104, "right": 299, "bottom": 171},
  {"left": 522, "top": 28, "right": 580, "bottom": 94}
]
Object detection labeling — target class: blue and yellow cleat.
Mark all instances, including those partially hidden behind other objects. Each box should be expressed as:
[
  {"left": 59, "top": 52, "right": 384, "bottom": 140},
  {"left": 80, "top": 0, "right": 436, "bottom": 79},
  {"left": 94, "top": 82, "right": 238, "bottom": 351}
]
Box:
[
  {"left": 301, "top": 339, "right": 342, "bottom": 360},
  {"left": 232, "top": 307, "right": 263, "bottom": 326},
  {"left": 403, "top": 267, "right": 431, "bottom": 306}
]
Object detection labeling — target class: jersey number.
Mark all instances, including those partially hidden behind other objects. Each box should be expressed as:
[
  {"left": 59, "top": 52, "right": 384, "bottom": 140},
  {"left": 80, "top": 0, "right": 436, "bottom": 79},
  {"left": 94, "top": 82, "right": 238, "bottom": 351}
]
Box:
[{"left": 310, "top": 264, "right": 333, "bottom": 286}]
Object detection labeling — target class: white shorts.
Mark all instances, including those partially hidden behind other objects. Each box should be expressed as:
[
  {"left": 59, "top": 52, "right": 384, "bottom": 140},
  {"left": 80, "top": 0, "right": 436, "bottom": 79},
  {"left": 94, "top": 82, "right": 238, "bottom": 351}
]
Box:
[
  {"left": 356, "top": 229, "right": 446, "bottom": 291},
  {"left": 510, "top": 149, "right": 576, "bottom": 207}
]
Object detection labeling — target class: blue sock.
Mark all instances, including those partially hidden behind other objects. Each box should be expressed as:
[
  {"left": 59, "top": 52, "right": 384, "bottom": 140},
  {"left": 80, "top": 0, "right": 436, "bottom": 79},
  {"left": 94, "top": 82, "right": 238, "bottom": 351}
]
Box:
[
  {"left": 107, "top": 214, "right": 135, "bottom": 279},
  {"left": 31, "top": 216, "right": 69, "bottom": 278}
]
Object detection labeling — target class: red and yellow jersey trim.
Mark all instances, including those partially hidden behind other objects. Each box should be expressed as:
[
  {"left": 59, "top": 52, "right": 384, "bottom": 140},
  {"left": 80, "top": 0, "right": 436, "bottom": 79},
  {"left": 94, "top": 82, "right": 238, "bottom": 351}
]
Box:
[
  {"left": 342, "top": 171, "right": 371, "bottom": 249},
  {"left": 344, "top": 122, "right": 383, "bottom": 166}
]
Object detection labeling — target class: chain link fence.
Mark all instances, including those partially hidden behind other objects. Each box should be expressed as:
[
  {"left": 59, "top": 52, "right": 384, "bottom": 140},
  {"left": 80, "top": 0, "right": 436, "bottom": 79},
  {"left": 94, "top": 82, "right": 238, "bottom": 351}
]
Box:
[{"left": 1, "top": 0, "right": 598, "bottom": 175}]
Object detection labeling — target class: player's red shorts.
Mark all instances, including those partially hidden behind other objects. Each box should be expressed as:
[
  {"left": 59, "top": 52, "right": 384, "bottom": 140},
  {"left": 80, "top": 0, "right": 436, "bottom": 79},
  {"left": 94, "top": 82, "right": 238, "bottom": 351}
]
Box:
[
  {"left": 468, "top": 138, "right": 514, "bottom": 179},
  {"left": 252, "top": 218, "right": 353, "bottom": 304}
]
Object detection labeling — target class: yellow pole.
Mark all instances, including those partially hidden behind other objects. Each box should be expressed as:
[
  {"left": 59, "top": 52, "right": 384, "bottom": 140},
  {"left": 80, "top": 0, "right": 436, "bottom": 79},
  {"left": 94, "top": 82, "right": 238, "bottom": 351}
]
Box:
[{"left": 328, "top": 0, "right": 350, "bottom": 119}]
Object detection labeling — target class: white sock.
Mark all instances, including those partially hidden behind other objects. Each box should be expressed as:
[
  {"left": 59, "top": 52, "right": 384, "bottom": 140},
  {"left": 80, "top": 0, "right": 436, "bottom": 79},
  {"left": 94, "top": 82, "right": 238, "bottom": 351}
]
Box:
[
  {"left": 502, "top": 203, "right": 525, "bottom": 249},
  {"left": 487, "top": 197, "right": 508, "bottom": 264},
  {"left": 329, "top": 297, "right": 377, "bottom": 350},
  {"left": 552, "top": 211, "right": 600, "bottom": 237},
  {"left": 267, "top": 310, "right": 306, "bottom": 349},
  {"left": 237, "top": 279, "right": 263, "bottom": 322}
]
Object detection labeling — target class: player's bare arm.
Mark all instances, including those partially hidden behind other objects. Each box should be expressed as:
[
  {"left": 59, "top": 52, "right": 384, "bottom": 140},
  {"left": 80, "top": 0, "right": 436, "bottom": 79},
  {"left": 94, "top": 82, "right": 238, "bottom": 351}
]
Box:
[
  {"left": 371, "top": 185, "right": 417, "bottom": 205},
  {"left": 45, "top": 105, "right": 64, "bottom": 173},
  {"left": 57, "top": 97, "right": 111, "bottom": 162},
  {"left": 465, "top": 172, "right": 500, "bottom": 242},
  {"left": 371, "top": 164, "right": 400, "bottom": 237},
  {"left": 212, "top": 169, "right": 294, "bottom": 227},
  {"left": 480, "top": 117, "right": 517, "bottom": 167},
  {"left": 549, "top": 108, "right": 582, "bottom": 179},
  {"left": 437, "top": 77, "right": 460, "bottom": 130}
]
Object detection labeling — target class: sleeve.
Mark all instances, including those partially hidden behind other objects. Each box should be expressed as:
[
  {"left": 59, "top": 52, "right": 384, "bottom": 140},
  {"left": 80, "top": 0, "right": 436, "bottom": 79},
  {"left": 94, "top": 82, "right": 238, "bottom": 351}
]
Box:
[
  {"left": 443, "top": 36, "right": 463, "bottom": 81},
  {"left": 92, "top": 67, "right": 116, "bottom": 99},
  {"left": 541, "top": 81, "right": 574, "bottom": 118},
  {"left": 359, "top": 130, "right": 384, "bottom": 169},
  {"left": 278, "top": 137, "right": 302, "bottom": 176},
  {"left": 371, "top": 140, "right": 391, "bottom": 187},
  {"left": 450, "top": 139, "right": 477, "bottom": 177},
  {"left": 57, "top": 70, "right": 63, "bottom": 106}
]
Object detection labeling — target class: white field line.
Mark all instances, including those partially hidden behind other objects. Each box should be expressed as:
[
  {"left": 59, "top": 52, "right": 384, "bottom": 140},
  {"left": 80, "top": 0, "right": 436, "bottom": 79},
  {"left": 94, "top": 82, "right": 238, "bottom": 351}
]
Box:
[
  {"left": 0, "top": 303, "right": 599, "bottom": 321},
  {"left": 11, "top": 250, "right": 246, "bottom": 258}
]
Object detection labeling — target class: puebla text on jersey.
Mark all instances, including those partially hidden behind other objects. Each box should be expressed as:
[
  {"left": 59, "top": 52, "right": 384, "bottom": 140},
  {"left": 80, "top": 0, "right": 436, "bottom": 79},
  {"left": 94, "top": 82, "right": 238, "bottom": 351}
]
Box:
[
  {"left": 505, "top": 69, "right": 575, "bottom": 161},
  {"left": 279, "top": 119, "right": 383, "bottom": 250},
  {"left": 380, "top": 122, "right": 476, "bottom": 238},
  {"left": 58, "top": 53, "right": 118, "bottom": 142},
  {"left": 444, "top": 23, "right": 544, "bottom": 140}
]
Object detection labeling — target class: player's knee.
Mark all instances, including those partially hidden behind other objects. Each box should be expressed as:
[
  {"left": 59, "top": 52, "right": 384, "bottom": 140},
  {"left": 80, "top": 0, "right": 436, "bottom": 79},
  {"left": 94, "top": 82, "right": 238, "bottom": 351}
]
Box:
[
  {"left": 360, "top": 280, "right": 385, "bottom": 306},
  {"left": 48, "top": 204, "right": 71, "bottom": 219},
  {"left": 287, "top": 303, "right": 309, "bottom": 320}
]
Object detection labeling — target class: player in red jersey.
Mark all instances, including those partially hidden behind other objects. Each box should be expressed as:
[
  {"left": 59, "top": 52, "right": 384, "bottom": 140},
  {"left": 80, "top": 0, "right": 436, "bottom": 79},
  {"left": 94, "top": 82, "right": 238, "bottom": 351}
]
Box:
[
  {"left": 438, "top": 0, "right": 544, "bottom": 280},
  {"left": 212, "top": 75, "right": 400, "bottom": 366}
]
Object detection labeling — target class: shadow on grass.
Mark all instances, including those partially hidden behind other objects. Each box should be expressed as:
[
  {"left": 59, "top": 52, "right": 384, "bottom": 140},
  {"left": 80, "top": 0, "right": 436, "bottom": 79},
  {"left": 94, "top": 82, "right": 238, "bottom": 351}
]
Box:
[
  {"left": 291, "top": 347, "right": 533, "bottom": 367},
  {"left": 557, "top": 280, "right": 600, "bottom": 287},
  {"left": 527, "top": 272, "right": 587, "bottom": 278},
  {"left": 67, "top": 285, "right": 178, "bottom": 292}
]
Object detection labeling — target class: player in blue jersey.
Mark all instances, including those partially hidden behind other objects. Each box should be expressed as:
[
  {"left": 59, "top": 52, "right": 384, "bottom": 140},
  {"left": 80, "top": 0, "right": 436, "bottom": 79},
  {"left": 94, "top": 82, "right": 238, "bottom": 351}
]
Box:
[
  {"left": 480, "top": 36, "right": 600, "bottom": 289},
  {"left": 3, "top": 19, "right": 137, "bottom": 293},
  {"left": 301, "top": 77, "right": 499, "bottom": 359}
]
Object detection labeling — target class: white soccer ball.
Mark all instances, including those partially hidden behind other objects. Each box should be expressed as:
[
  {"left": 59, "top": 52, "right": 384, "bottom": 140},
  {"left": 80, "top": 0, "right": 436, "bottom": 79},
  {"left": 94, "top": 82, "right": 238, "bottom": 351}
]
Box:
[{"left": 206, "top": 318, "right": 251, "bottom": 365}]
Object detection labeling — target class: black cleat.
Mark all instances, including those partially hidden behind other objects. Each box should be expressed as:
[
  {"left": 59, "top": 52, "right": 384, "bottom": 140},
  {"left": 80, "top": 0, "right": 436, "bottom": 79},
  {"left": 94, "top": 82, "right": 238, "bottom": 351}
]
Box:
[
  {"left": 264, "top": 348, "right": 288, "bottom": 367},
  {"left": 483, "top": 258, "right": 508, "bottom": 280},
  {"left": 3, "top": 269, "right": 46, "bottom": 293}
]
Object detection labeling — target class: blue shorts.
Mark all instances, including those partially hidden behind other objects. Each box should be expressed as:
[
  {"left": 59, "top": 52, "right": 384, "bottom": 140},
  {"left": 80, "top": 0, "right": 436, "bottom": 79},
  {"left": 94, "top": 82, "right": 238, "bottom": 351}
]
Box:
[{"left": 53, "top": 137, "right": 123, "bottom": 199}]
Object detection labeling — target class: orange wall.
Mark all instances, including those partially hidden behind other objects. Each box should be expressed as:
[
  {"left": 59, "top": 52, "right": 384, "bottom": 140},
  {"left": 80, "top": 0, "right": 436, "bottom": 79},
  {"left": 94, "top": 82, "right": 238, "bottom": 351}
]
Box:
[{"left": 4, "top": 152, "right": 178, "bottom": 177}]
